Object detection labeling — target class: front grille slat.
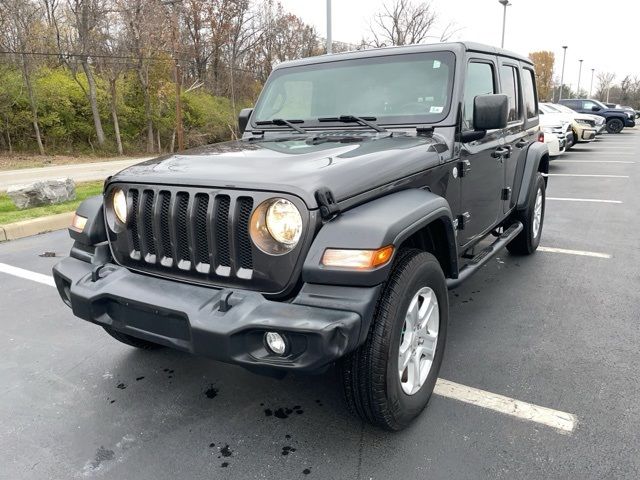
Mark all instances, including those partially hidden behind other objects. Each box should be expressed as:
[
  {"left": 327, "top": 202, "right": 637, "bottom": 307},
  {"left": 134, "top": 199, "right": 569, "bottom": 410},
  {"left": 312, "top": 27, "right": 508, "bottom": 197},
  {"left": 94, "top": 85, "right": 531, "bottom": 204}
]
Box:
[
  {"left": 140, "top": 190, "right": 156, "bottom": 262},
  {"left": 215, "top": 195, "right": 231, "bottom": 270},
  {"left": 193, "top": 193, "right": 210, "bottom": 271},
  {"left": 236, "top": 197, "right": 254, "bottom": 271},
  {"left": 128, "top": 189, "right": 141, "bottom": 257},
  {"left": 158, "top": 191, "right": 173, "bottom": 265},
  {"left": 175, "top": 192, "right": 191, "bottom": 269}
]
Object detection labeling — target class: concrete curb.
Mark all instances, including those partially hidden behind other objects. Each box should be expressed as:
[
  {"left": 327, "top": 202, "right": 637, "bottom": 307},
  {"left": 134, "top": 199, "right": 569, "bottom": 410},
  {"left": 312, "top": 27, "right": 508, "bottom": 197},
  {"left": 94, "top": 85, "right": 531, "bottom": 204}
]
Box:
[{"left": 0, "top": 211, "right": 73, "bottom": 242}]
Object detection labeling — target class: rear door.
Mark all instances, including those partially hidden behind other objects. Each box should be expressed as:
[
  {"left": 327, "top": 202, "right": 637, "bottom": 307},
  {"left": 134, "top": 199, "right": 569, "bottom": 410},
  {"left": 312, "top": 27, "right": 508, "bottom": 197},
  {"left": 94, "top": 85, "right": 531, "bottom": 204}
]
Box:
[
  {"left": 458, "top": 55, "right": 504, "bottom": 248},
  {"left": 497, "top": 60, "right": 527, "bottom": 213}
]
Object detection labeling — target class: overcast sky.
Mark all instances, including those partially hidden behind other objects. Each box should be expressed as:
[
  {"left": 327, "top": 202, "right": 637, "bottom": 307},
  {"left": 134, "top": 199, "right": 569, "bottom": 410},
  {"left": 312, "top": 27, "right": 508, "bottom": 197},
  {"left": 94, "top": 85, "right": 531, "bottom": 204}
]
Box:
[{"left": 277, "top": 0, "right": 639, "bottom": 92}]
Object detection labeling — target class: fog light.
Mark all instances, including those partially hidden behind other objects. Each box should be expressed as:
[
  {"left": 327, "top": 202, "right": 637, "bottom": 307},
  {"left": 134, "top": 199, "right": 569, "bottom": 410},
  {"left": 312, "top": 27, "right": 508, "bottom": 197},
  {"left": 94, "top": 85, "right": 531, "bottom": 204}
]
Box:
[{"left": 265, "top": 331, "right": 288, "bottom": 356}]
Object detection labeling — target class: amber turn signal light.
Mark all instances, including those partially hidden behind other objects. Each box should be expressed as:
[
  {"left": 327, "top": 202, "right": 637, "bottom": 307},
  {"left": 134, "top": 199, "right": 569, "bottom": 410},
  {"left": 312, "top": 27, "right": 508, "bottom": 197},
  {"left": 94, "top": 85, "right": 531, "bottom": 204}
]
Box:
[
  {"left": 70, "top": 213, "right": 88, "bottom": 232},
  {"left": 321, "top": 245, "right": 394, "bottom": 270}
]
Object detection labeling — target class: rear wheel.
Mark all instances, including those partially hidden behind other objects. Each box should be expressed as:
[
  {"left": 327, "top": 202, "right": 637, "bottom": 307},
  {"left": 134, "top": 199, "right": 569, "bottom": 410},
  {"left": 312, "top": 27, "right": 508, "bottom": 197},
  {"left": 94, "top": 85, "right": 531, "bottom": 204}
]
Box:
[
  {"left": 103, "top": 326, "right": 163, "bottom": 350},
  {"left": 507, "top": 173, "right": 545, "bottom": 255},
  {"left": 606, "top": 118, "right": 624, "bottom": 134},
  {"left": 339, "top": 249, "right": 448, "bottom": 430}
]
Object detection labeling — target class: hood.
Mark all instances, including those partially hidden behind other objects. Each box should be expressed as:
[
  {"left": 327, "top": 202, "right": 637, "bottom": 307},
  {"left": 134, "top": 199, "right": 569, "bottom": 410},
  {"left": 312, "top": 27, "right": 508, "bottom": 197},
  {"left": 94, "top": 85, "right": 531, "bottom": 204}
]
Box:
[
  {"left": 539, "top": 113, "right": 570, "bottom": 128},
  {"left": 110, "top": 133, "right": 451, "bottom": 209}
]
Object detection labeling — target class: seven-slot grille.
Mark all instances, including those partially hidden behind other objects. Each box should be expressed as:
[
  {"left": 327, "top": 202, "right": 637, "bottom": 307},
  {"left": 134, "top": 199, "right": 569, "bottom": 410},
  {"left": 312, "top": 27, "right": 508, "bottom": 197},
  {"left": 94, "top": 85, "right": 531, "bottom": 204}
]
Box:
[{"left": 119, "top": 186, "right": 254, "bottom": 280}]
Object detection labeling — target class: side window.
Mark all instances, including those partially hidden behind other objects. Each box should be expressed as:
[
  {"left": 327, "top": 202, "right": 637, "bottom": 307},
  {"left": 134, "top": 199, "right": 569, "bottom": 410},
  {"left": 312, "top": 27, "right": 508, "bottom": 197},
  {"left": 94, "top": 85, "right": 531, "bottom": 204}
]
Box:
[
  {"left": 499, "top": 65, "right": 521, "bottom": 122},
  {"left": 522, "top": 68, "right": 537, "bottom": 119},
  {"left": 463, "top": 62, "right": 495, "bottom": 130},
  {"left": 564, "top": 100, "right": 579, "bottom": 109},
  {"left": 582, "top": 100, "right": 598, "bottom": 111}
]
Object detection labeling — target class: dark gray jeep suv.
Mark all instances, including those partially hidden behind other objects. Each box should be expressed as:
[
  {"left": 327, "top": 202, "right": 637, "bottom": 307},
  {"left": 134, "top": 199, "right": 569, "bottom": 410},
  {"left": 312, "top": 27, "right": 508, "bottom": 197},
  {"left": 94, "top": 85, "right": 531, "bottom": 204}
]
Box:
[{"left": 53, "top": 42, "right": 549, "bottom": 430}]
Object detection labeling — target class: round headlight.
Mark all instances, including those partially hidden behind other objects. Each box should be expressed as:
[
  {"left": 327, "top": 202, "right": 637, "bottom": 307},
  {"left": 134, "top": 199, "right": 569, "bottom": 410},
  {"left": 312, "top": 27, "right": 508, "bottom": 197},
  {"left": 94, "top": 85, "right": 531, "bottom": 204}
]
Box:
[
  {"left": 250, "top": 198, "right": 303, "bottom": 255},
  {"left": 266, "top": 199, "right": 302, "bottom": 245},
  {"left": 113, "top": 188, "right": 128, "bottom": 224}
]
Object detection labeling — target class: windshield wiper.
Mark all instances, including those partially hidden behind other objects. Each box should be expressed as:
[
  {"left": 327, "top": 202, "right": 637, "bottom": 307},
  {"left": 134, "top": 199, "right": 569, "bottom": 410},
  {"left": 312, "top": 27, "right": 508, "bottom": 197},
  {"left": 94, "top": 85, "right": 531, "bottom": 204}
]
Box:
[
  {"left": 318, "top": 115, "right": 387, "bottom": 132},
  {"left": 255, "top": 118, "right": 307, "bottom": 134}
]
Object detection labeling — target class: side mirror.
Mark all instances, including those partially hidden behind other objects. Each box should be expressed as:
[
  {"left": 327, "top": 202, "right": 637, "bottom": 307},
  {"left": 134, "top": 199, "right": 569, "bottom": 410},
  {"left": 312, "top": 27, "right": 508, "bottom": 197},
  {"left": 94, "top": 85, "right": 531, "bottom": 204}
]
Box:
[
  {"left": 473, "top": 94, "right": 509, "bottom": 131},
  {"left": 238, "top": 108, "right": 253, "bottom": 134},
  {"left": 591, "top": 105, "right": 600, "bottom": 112}
]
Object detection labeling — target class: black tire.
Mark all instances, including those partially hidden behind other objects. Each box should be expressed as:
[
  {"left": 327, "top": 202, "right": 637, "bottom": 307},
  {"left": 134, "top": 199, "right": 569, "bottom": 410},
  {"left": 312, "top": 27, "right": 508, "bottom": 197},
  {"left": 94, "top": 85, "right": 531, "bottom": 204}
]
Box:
[
  {"left": 507, "top": 172, "right": 545, "bottom": 255},
  {"left": 339, "top": 249, "right": 448, "bottom": 430},
  {"left": 103, "top": 326, "right": 163, "bottom": 350},
  {"left": 606, "top": 118, "right": 624, "bottom": 134}
]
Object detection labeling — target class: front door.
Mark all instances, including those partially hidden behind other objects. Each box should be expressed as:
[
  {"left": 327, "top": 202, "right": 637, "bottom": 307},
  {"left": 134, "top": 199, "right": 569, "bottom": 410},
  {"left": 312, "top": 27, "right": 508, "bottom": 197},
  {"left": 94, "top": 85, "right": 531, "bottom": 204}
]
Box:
[{"left": 458, "top": 57, "right": 504, "bottom": 249}]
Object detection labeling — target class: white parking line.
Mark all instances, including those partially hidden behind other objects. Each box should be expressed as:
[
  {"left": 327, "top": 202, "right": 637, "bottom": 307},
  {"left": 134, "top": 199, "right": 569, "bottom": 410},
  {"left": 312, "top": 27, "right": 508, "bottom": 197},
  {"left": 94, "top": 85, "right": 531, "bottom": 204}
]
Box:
[
  {"left": 0, "top": 262, "right": 56, "bottom": 287},
  {"left": 434, "top": 379, "right": 577, "bottom": 433},
  {"left": 547, "top": 174, "right": 629, "bottom": 178},
  {"left": 0, "top": 261, "right": 578, "bottom": 434},
  {"left": 538, "top": 246, "right": 612, "bottom": 259},
  {"left": 547, "top": 197, "right": 622, "bottom": 204},
  {"left": 553, "top": 160, "right": 635, "bottom": 164}
]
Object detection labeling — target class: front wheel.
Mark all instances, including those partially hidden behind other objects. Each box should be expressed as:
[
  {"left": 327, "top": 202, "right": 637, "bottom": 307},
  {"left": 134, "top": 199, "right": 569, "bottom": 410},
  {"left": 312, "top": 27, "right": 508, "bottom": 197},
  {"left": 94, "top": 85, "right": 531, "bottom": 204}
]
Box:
[
  {"left": 507, "top": 172, "right": 545, "bottom": 255},
  {"left": 606, "top": 118, "right": 624, "bottom": 134},
  {"left": 339, "top": 250, "right": 448, "bottom": 430}
]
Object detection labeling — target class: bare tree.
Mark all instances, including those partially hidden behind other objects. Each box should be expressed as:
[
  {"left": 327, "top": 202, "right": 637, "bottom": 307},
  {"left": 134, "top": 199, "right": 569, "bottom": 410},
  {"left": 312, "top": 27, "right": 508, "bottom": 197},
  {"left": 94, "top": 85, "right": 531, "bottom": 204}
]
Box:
[
  {"left": 596, "top": 72, "right": 616, "bottom": 102},
  {"left": 3, "top": 0, "right": 46, "bottom": 154},
  {"left": 66, "top": 0, "right": 108, "bottom": 146},
  {"left": 366, "top": 0, "right": 442, "bottom": 47}
]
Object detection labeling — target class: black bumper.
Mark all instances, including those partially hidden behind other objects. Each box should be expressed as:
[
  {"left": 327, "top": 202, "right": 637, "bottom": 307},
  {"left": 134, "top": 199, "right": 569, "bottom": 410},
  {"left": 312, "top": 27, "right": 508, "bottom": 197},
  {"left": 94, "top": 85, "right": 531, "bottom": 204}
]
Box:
[
  {"left": 625, "top": 118, "right": 636, "bottom": 128},
  {"left": 52, "top": 257, "right": 380, "bottom": 374}
]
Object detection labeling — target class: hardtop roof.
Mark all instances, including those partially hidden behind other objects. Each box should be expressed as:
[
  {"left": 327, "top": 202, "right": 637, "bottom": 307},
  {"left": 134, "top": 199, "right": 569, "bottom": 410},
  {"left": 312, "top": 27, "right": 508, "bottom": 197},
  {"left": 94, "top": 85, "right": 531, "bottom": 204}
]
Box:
[{"left": 273, "top": 41, "right": 533, "bottom": 70}]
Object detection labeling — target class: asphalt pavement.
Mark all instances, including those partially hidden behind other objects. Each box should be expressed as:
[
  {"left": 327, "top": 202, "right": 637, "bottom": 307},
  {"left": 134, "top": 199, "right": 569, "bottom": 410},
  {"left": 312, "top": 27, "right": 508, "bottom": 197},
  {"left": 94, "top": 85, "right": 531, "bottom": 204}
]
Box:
[{"left": 1, "top": 130, "right": 639, "bottom": 479}]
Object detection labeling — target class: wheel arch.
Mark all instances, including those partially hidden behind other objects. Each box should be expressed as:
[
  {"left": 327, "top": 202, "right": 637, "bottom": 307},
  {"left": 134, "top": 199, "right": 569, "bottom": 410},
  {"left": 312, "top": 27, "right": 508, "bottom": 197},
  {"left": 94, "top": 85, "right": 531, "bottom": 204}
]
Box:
[
  {"left": 514, "top": 141, "right": 548, "bottom": 210},
  {"left": 302, "top": 189, "right": 459, "bottom": 286}
]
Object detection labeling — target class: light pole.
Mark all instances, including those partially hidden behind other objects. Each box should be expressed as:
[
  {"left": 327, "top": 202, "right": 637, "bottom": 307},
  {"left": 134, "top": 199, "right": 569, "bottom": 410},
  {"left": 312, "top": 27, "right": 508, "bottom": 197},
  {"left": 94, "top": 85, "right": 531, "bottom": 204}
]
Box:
[
  {"left": 326, "top": 0, "right": 332, "bottom": 54},
  {"left": 558, "top": 46, "right": 568, "bottom": 101},
  {"left": 589, "top": 68, "right": 595, "bottom": 98},
  {"left": 576, "top": 59, "right": 583, "bottom": 96},
  {"left": 499, "top": 0, "right": 511, "bottom": 48}
]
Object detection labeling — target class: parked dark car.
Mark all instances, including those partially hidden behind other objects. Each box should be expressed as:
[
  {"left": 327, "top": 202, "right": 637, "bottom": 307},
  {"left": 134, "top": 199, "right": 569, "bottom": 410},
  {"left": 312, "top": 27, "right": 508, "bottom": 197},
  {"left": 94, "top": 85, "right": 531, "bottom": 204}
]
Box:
[
  {"left": 559, "top": 98, "right": 635, "bottom": 133},
  {"left": 53, "top": 42, "right": 549, "bottom": 430}
]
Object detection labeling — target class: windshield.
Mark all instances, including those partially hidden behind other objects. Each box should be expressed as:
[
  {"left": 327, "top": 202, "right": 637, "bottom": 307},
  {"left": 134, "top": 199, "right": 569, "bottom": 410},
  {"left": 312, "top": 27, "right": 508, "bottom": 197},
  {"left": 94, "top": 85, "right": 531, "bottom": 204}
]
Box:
[
  {"left": 540, "top": 104, "right": 561, "bottom": 114},
  {"left": 553, "top": 104, "right": 577, "bottom": 115},
  {"left": 253, "top": 51, "right": 456, "bottom": 127}
]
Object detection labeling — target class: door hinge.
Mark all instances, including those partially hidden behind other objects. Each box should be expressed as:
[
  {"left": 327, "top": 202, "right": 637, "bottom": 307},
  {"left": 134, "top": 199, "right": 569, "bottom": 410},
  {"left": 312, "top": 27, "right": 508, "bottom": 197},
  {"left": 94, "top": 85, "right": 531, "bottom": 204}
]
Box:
[
  {"left": 315, "top": 187, "right": 340, "bottom": 220},
  {"left": 501, "top": 187, "right": 512, "bottom": 201},
  {"left": 457, "top": 159, "right": 471, "bottom": 177},
  {"left": 456, "top": 212, "right": 471, "bottom": 230}
]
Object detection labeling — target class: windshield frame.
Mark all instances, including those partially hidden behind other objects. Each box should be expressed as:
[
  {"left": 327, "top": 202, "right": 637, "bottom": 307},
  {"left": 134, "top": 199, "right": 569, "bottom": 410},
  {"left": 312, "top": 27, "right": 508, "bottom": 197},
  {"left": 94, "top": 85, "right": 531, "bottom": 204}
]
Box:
[{"left": 250, "top": 51, "right": 457, "bottom": 131}]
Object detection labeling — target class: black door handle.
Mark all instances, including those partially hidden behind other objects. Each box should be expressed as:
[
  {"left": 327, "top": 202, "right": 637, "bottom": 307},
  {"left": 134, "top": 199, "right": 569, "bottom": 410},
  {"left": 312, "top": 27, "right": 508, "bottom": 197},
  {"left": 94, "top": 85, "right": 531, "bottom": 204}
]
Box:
[{"left": 491, "top": 147, "right": 510, "bottom": 158}]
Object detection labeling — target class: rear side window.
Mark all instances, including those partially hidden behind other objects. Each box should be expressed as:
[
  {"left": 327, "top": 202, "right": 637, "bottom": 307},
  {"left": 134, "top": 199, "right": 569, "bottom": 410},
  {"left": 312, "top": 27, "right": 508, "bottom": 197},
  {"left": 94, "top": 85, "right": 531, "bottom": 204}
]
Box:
[
  {"left": 522, "top": 68, "right": 537, "bottom": 119},
  {"left": 562, "top": 99, "right": 580, "bottom": 109},
  {"left": 582, "top": 100, "right": 599, "bottom": 111},
  {"left": 500, "top": 65, "right": 521, "bottom": 122},
  {"left": 463, "top": 62, "right": 496, "bottom": 130}
]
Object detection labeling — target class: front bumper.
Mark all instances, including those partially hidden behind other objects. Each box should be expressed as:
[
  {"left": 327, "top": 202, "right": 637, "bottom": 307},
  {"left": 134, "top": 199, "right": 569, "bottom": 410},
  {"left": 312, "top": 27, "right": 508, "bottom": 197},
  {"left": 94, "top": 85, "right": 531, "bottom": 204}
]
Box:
[
  {"left": 53, "top": 256, "right": 380, "bottom": 374},
  {"left": 578, "top": 128, "right": 597, "bottom": 141},
  {"left": 625, "top": 118, "right": 636, "bottom": 128}
]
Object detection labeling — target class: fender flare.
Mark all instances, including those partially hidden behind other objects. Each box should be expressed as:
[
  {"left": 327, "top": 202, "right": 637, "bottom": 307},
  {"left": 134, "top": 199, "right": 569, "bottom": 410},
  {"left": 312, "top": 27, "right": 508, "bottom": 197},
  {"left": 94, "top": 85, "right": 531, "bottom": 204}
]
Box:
[
  {"left": 69, "top": 195, "right": 106, "bottom": 246},
  {"left": 302, "top": 189, "right": 458, "bottom": 287},
  {"left": 515, "top": 141, "right": 548, "bottom": 210}
]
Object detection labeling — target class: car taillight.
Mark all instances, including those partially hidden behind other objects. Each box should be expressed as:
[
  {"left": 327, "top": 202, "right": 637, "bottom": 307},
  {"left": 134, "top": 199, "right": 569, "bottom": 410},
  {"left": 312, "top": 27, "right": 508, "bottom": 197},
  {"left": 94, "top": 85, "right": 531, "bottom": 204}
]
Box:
[{"left": 537, "top": 132, "right": 544, "bottom": 142}]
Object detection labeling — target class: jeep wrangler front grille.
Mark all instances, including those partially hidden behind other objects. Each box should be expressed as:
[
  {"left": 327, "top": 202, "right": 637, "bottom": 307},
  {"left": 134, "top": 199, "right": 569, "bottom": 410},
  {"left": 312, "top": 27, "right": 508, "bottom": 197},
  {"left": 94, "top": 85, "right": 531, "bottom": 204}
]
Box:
[
  {"left": 132, "top": 187, "right": 252, "bottom": 274},
  {"left": 105, "top": 184, "right": 309, "bottom": 294}
]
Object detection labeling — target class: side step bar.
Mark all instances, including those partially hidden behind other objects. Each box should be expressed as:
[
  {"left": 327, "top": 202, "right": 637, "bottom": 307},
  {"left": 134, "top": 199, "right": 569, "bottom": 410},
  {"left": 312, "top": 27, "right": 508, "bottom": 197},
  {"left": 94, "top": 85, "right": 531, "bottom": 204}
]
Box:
[{"left": 446, "top": 221, "right": 523, "bottom": 290}]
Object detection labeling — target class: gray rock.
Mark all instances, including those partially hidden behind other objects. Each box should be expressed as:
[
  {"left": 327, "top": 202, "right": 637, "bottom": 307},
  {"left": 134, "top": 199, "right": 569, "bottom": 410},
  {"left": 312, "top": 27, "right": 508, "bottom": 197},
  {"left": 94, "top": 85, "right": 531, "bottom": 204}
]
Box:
[{"left": 7, "top": 178, "right": 76, "bottom": 209}]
